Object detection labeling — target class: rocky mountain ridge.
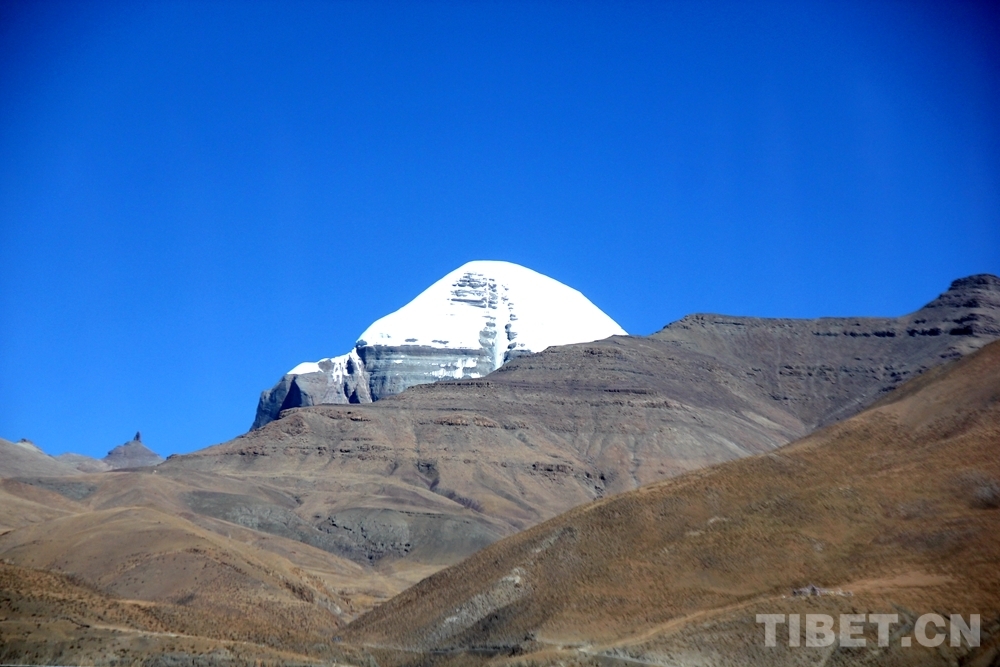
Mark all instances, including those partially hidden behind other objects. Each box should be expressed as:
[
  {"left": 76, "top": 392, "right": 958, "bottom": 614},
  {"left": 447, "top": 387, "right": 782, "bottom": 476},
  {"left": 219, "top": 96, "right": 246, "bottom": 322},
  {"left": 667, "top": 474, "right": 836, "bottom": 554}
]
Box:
[
  {"left": 165, "top": 274, "right": 1000, "bottom": 569},
  {"left": 0, "top": 438, "right": 83, "bottom": 478},
  {"left": 652, "top": 273, "right": 1000, "bottom": 429},
  {"left": 102, "top": 433, "right": 164, "bottom": 469},
  {"left": 0, "top": 433, "right": 165, "bottom": 478}
]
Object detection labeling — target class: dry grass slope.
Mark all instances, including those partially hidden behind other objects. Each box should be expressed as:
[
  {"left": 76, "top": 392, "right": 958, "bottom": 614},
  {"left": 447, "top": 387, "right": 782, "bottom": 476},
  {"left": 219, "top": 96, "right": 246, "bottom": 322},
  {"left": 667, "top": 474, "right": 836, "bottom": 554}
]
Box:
[
  {"left": 0, "top": 561, "right": 366, "bottom": 666},
  {"left": 344, "top": 340, "right": 1000, "bottom": 667}
]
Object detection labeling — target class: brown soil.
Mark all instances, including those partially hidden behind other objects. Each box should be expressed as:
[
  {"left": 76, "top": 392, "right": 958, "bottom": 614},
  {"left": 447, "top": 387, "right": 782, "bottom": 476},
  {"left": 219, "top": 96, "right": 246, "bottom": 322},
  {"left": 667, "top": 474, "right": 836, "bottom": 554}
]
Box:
[{"left": 0, "top": 561, "right": 365, "bottom": 665}]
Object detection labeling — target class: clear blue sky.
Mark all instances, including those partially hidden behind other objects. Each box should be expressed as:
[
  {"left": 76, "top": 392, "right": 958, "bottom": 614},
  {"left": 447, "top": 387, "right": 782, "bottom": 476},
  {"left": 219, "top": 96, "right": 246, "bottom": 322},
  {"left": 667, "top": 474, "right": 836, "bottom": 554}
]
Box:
[{"left": 1, "top": 1, "right": 998, "bottom": 459}]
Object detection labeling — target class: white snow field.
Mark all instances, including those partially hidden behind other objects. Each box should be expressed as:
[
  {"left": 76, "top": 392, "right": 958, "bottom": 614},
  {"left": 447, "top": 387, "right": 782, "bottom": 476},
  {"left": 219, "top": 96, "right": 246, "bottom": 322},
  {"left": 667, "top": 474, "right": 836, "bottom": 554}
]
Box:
[{"left": 289, "top": 260, "right": 627, "bottom": 375}]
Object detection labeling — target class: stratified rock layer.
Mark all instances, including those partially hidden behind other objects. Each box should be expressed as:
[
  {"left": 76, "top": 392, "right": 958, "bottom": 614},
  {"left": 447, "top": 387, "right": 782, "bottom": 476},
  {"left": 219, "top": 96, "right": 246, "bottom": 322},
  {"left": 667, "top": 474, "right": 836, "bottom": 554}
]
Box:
[
  {"left": 252, "top": 261, "right": 627, "bottom": 429},
  {"left": 651, "top": 273, "right": 1000, "bottom": 429}
]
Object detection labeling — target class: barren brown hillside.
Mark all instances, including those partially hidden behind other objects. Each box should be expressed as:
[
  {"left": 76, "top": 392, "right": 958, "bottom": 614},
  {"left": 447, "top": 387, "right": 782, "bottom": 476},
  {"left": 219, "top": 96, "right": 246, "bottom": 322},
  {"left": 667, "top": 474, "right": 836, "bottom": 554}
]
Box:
[
  {"left": 160, "top": 274, "right": 1000, "bottom": 571},
  {"left": 0, "top": 471, "right": 412, "bottom": 664},
  {"left": 0, "top": 437, "right": 82, "bottom": 478},
  {"left": 344, "top": 340, "right": 1000, "bottom": 667},
  {"left": 0, "top": 561, "right": 355, "bottom": 666}
]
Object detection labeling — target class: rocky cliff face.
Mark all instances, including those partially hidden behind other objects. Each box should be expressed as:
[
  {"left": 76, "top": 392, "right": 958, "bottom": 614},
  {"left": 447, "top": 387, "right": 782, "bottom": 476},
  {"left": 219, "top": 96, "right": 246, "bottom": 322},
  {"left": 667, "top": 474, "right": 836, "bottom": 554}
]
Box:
[{"left": 251, "top": 261, "right": 627, "bottom": 429}]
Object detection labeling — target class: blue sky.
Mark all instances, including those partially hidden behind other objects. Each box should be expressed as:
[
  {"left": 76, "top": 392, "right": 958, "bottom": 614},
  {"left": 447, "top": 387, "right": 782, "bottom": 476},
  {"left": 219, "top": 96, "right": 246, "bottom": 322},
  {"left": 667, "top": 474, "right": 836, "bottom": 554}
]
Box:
[{"left": 1, "top": 1, "right": 998, "bottom": 459}]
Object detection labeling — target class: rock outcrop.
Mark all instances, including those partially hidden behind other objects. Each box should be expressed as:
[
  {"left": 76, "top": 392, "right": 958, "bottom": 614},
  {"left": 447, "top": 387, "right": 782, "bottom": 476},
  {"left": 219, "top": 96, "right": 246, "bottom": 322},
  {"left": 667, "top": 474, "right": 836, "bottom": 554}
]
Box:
[
  {"left": 2, "top": 275, "right": 1000, "bottom": 666},
  {"left": 252, "top": 261, "right": 627, "bottom": 429},
  {"left": 651, "top": 273, "right": 1000, "bottom": 429},
  {"left": 102, "top": 435, "right": 164, "bottom": 469}
]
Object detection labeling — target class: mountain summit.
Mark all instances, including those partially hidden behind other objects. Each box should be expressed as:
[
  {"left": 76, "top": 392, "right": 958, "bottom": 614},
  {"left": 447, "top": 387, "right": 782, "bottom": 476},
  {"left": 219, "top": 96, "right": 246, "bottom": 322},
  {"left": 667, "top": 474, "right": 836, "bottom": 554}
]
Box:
[
  {"left": 253, "top": 261, "right": 626, "bottom": 429},
  {"left": 103, "top": 436, "right": 164, "bottom": 469}
]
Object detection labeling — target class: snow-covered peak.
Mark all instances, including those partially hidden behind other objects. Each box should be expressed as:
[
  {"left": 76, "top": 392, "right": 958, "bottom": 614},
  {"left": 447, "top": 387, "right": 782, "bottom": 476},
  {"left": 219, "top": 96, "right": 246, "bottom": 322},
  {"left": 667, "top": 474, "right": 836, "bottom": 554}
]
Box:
[
  {"left": 254, "top": 261, "right": 628, "bottom": 427},
  {"left": 356, "top": 260, "right": 625, "bottom": 368},
  {"left": 289, "top": 260, "right": 627, "bottom": 374}
]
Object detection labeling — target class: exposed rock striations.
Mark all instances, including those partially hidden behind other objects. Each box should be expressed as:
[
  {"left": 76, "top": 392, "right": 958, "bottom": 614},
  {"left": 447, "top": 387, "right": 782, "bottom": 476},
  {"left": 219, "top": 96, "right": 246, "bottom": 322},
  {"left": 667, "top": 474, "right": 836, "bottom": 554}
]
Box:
[
  {"left": 652, "top": 273, "right": 1000, "bottom": 429},
  {"left": 343, "top": 338, "right": 1000, "bottom": 666},
  {"left": 2, "top": 275, "right": 1000, "bottom": 666},
  {"left": 252, "top": 261, "right": 627, "bottom": 429}
]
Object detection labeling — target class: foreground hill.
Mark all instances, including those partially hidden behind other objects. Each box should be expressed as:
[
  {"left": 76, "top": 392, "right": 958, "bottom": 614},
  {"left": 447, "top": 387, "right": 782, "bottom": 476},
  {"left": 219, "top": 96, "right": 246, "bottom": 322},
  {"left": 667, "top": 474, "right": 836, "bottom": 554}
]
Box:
[
  {"left": 163, "top": 274, "right": 1000, "bottom": 569},
  {"left": 0, "top": 560, "right": 370, "bottom": 667},
  {"left": 0, "top": 469, "right": 414, "bottom": 664},
  {"left": 344, "top": 339, "right": 1000, "bottom": 666}
]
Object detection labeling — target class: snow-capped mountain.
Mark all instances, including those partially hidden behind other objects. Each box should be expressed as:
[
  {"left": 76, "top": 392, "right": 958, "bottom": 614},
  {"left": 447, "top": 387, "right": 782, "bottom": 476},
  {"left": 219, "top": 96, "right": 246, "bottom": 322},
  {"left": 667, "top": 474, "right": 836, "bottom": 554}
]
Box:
[{"left": 252, "top": 261, "right": 627, "bottom": 429}]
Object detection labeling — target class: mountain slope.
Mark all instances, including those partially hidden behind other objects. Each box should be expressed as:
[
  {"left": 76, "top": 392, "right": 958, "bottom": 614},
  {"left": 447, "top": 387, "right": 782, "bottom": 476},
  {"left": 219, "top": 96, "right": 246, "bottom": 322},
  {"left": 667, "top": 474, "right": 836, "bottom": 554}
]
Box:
[
  {"left": 651, "top": 273, "right": 1000, "bottom": 430},
  {"left": 166, "top": 274, "right": 1000, "bottom": 571},
  {"left": 253, "top": 261, "right": 627, "bottom": 428},
  {"left": 0, "top": 505, "right": 375, "bottom": 666},
  {"left": 344, "top": 338, "right": 1000, "bottom": 667},
  {"left": 0, "top": 465, "right": 414, "bottom": 664},
  {"left": 0, "top": 438, "right": 82, "bottom": 478},
  {"left": 2, "top": 275, "right": 998, "bottom": 666},
  {"left": 0, "top": 561, "right": 347, "bottom": 667}
]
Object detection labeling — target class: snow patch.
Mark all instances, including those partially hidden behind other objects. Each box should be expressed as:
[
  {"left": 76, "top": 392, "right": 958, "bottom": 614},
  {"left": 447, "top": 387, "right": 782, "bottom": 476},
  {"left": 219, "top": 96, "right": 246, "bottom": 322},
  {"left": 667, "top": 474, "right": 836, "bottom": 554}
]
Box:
[{"left": 288, "top": 361, "right": 322, "bottom": 375}]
